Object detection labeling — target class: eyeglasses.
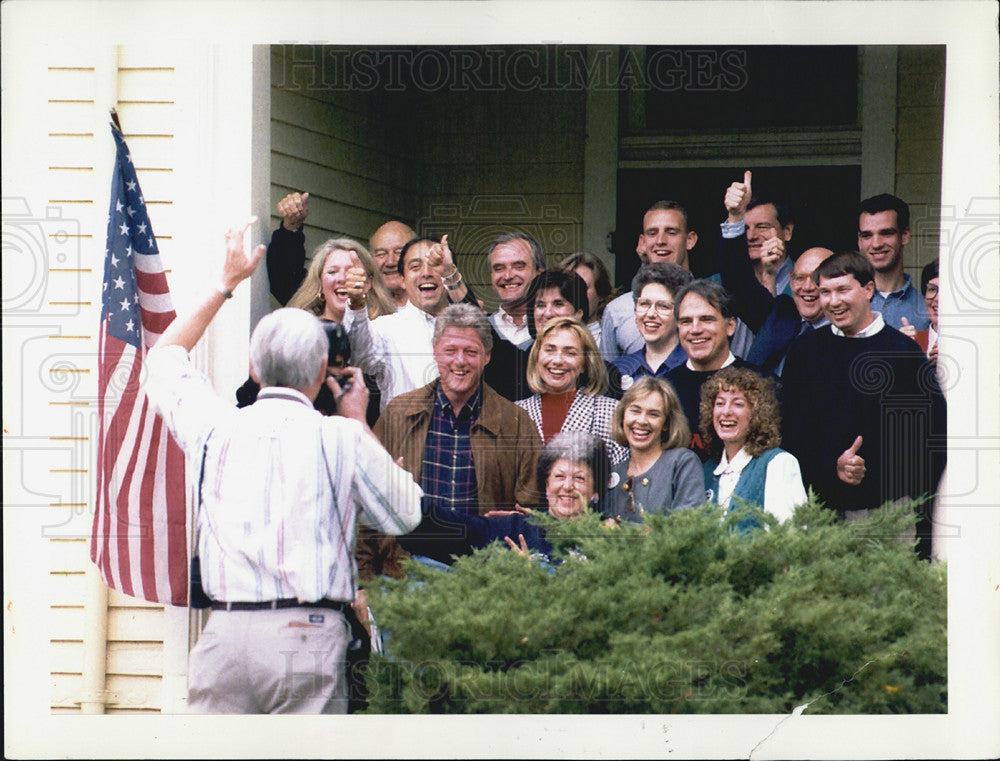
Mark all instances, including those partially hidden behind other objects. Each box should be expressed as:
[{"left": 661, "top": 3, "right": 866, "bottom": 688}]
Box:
[
  {"left": 635, "top": 299, "right": 674, "bottom": 317},
  {"left": 925, "top": 284, "right": 939, "bottom": 297}
]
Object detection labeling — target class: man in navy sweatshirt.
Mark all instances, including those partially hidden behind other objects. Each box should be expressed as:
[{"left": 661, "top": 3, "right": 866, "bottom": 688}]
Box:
[{"left": 780, "top": 251, "right": 946, "bottom": 559}]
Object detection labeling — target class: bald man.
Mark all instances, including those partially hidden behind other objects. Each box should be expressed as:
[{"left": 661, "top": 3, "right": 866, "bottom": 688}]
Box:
[
  {"left": 264, "top": 191, "right": 413, "bottom": 309},
  {"left": 370, "top": 220, "right": 416, "bottom": 308},
  {"left": 744, "top": 246, "right": 834, "bottom": 375}
]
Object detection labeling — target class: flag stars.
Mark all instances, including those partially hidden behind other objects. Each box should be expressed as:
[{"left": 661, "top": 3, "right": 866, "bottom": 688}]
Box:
[
  {"left": 137, "top": 222, "right": 147, "bottom": 235},
  {"left": 126, "top": 180, "right": 137, "bottom": 192},
  {"left": 119, "top": 297, "right": 131, "bottom": 311},
  {"left": 110, "top": 254, "right": 120, "bottom": 268},
  {"left": 116, "top": 200, "right": 123, "bottom": 213},
  {"left": 127, "top": 206, "right": 136, "bottom": 217},
  {"left": 138, "top": 195, "right": 145, "bottom": 206},
  {"left": 126, "top": 153, "right": 134, "bottom": 164},
  {"left": 125, "top": 318, "right": 135, "bottom": 333},
  {"left": 113, "top": 276, "right": 125, "bottom": 290},
  {"left": 119, "top": 221, "right": 129, "bottom": 236}
]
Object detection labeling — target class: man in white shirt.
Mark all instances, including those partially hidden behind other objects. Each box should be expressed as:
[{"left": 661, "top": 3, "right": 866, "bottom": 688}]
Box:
[
  {"left": 348, "top": 236, "right": 469, "bottom": 409},
  {"left": 486, "top": 232, "right": 546, "bottom": 348},
  {"left": 146, "top": 219, "right": 421, "bottom": 713}
]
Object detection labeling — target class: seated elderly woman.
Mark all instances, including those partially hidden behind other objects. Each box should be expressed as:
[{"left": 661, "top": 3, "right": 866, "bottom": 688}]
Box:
[
  {"left": 699, "top": 366, "right": 807, "bottom": 524},
  {"left": 604, "top": 376, "right": 705, "bottom": 523},
  {"left": 517, "top": 316, "right": 628, "bottom": 464},
  {"left": 400, "top": 432, "right": 610, "bottom": 564}
]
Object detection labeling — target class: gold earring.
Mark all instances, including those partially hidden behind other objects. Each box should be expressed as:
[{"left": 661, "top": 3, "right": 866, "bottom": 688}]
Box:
[{"left": 317, "top": 290, "right": 325, "bottom": 302}]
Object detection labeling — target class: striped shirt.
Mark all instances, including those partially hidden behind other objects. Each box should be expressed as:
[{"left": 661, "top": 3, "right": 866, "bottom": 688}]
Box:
[
  {"left": 146, "top": 345, "right": 421, "bottom": 603},
  {"left": 420, "top": 383, "right": 481, "bottom": 514}
]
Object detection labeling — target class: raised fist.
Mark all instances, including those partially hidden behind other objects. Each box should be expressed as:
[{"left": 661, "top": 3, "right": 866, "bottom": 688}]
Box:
[{"left": 277, "top": 192, "right": 309, "bottom": 231}]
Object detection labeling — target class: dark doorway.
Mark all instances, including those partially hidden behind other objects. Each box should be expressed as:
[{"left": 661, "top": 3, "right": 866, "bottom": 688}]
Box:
[{"left": 613, "top": 165, "right": 862, "bottom": 287}]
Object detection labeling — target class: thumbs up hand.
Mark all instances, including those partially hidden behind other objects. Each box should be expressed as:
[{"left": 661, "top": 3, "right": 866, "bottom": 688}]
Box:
[
  {"left": 836, "top": 435, "right": 866, "bottom": 485},
  {"left": 724, "top": 170, "right": 753, "bottom": 223}
]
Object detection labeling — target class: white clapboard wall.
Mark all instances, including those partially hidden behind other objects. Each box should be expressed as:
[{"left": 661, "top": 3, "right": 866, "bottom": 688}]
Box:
[{"left": 41, "top": 47, "right": 181, "bottom": 715}]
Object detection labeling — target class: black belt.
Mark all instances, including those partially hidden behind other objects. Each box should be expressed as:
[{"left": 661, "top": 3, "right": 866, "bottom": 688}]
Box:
[{"left": 209, "top": 598, "right": 349, "bottom": 612}]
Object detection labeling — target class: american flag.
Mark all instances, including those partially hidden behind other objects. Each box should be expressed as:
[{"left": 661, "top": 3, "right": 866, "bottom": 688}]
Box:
[{"left": 90, "top": 122, "right": 188, "bottom": 606}]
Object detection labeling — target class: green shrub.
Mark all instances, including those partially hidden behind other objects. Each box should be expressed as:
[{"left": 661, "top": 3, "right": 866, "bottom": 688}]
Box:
[{"left": 362, "top": 495, "right": 946, "bottom": 714}]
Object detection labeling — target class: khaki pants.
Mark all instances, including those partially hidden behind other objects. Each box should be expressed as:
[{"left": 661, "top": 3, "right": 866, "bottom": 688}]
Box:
[{"left": 188, "top": 607, "right": 350, "bottom": 714}]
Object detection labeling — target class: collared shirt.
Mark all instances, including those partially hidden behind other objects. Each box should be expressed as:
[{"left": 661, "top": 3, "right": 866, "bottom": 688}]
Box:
[
  {"left": 421, "top": 383, "right": 481, "bottom": 514},
  {"left": 614, "top": 343, "right": 687, "bottom": 387},
  {"left": 830, "top": 311, "right": 886, "bottom": 338},
  {"left": 713, "top": 447, "right": 807, "bottom": 523},
  {"left": 349, "top": 300, "right": 438, "bottom": 410},
  {"left": 490, "top": 307, "right": 531, "bottom": 347},
  {"left": 146, "top": 345, "right": 421, "bottom": 603},
  {"left": 600, "top": 290, "right": 755, "bottom": 362},
  {"left": 871, "top": 273, "right": 930, "bottom": 330},
  {"left": 686, "top": 351, "right": 737, "bottom": 373}
]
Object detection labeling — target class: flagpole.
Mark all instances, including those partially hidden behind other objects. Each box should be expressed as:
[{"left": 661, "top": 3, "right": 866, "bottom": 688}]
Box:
[{"left": 80, "top": 46, "right": 121, "bottom": 715}]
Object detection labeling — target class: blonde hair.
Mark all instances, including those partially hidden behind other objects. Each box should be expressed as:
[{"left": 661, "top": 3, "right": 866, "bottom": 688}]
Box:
[
  {"left": 287, "top": 237, "right": 396, "bottom": 319},
  {"left": 526, "top": 316, "right": 607, "bottom": 397},
  {"left": 611, "top": 376, "right": 689, "bottom": 450}
]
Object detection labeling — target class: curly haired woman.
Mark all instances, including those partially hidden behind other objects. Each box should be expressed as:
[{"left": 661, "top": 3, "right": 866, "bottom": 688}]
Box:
[{"left": 699, "top": 366, "right": 806, "bottom": 523}]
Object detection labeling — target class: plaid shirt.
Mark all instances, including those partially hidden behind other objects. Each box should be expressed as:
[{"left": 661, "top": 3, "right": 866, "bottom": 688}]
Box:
[{"left": 420, "top": 383, "right": 481, "bottom": 514}]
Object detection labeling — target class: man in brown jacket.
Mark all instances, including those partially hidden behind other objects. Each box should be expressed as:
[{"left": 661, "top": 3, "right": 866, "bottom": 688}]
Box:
[{"left": 357, "top": 303, "right": 543, "bottom": 577}]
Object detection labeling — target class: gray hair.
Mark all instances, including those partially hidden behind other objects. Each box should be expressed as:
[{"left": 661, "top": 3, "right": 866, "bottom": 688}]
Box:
[
  {"left": 535, "top": 431, "right": 610, "bottom": 503},
  {"left": 432, "top": 303, "right": 493, "bottom": 352},
  {"left": 488, "top": 232, "right": 546, "bottom": 272},
  {"left": 249, "top": 308, "right": 327, "bottom": 391}
]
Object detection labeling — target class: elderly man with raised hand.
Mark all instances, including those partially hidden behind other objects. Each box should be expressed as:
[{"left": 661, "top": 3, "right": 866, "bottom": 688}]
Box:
[
  {"left": 146, "top": 219, "right": 421, "bottom": 714},
  {"left": 359, "top": 303, "right": 544, "bottom": 571}
]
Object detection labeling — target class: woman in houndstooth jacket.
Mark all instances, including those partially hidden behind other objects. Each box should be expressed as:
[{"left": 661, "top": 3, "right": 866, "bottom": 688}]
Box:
[{"left": 516, "top": 316, "right": 628, "bottom": 465}]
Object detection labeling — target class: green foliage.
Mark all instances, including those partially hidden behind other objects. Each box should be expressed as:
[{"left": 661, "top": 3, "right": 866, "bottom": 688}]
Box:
[{"left": 362, "top": 495, "right": 947, "bottom": 714}]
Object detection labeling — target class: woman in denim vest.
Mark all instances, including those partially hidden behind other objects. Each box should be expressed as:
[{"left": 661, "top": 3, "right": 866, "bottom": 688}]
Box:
[{"left": 699, "top": 366, "right": 806, "bottom": 525}]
